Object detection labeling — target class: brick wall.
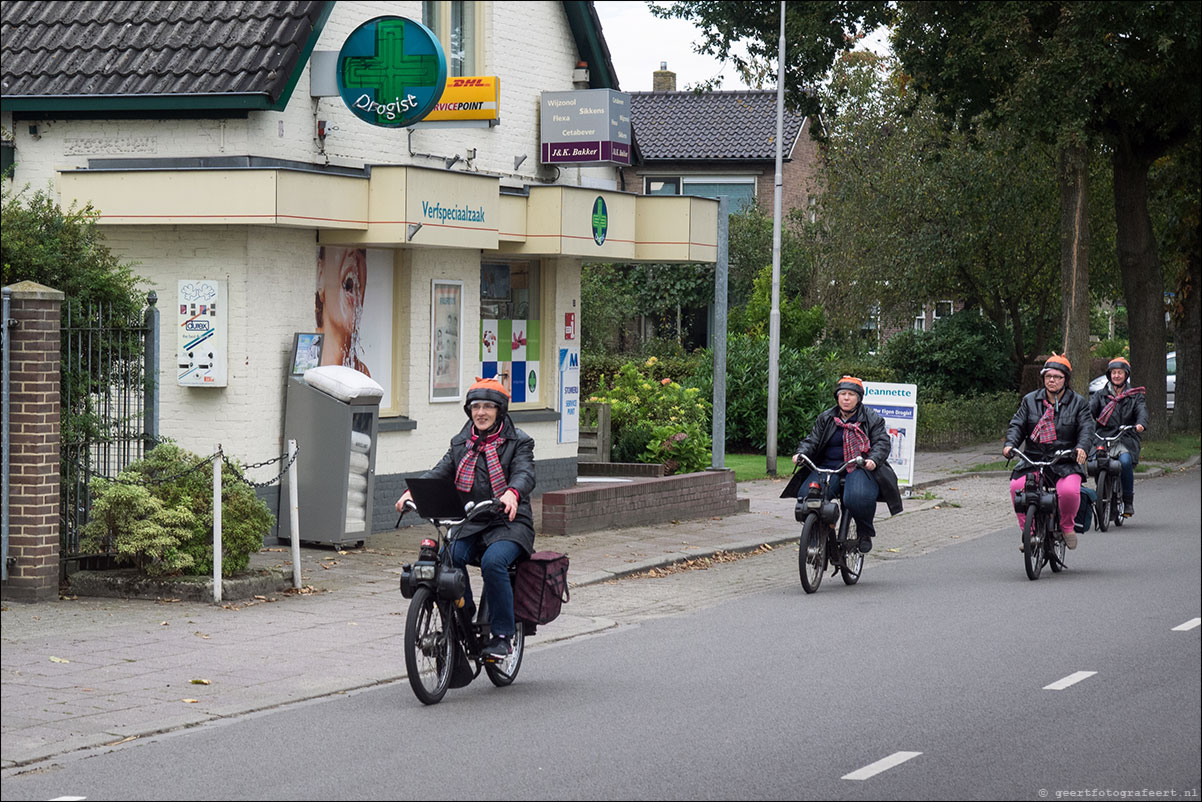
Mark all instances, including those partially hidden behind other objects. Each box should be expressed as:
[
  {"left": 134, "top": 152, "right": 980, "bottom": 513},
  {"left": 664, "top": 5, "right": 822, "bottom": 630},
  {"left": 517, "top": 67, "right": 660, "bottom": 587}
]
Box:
[
  {"left": 2, "top": 282, "right": 64, "bottom": 601},
  {"left": 540, "top": 468, "right": 739, "bottom": 536}
]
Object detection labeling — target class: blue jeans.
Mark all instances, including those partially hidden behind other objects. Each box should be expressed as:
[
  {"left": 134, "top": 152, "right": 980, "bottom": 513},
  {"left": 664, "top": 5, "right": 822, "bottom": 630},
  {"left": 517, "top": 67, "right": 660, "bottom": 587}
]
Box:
[
  {"left": 449, "top": 535, "right": 523, "bottom": 639},
  {"left": 798, "top": 468, "right": 880, "bottom": 538}
]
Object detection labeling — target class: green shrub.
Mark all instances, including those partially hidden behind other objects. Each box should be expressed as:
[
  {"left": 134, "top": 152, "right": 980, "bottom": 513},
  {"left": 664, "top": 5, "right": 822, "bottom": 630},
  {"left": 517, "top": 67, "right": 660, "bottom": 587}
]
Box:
[
  {"left": 689, "top": 333, "right": 833, "bottom": 453},
  {"left": 1093, "top": 338, "right": 1129, "bottom": 359},
  {"left": 589, "top": 357, "right": 712, "bottom": 470},
  {"left": 883, "top": 311, "right": 1012, "bottom": 396},
  {"left": 82, "top": 443, "right": 273, "bottom": 577},
  {"left": 642, "top": 421, "right": 711, "bottom": 475},
  {"left": 917, "top": 390, "right": 1021, "bottom": 449}
]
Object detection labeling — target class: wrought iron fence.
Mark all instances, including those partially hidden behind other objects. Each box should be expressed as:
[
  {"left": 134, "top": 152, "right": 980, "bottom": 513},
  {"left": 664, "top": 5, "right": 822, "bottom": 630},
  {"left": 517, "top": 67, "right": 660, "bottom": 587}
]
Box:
[{"left": 60, "top": 293, "right": 158, "bottom": 572}]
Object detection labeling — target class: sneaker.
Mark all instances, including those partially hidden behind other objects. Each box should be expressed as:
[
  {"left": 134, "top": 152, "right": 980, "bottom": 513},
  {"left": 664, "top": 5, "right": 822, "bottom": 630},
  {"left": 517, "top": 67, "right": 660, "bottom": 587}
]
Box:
[
  {"left": 482, "top": 635, "right": 512, "bottom": 660},
  {"left": 1122, "top": 499, "right": 1134, "bottom": 518},
  {"left": 1063, "top": 530, "right": 1078, "bottom": 550},
  {"left": 857, "top": 535, "right": 872, "bottom": 553}
]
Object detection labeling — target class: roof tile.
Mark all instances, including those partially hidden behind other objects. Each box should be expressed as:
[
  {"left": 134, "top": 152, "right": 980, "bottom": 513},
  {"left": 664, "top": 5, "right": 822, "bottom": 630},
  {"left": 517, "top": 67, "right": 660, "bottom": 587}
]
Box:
[{"left": 630, "top": 90, "right": 807, "bottom": 162}]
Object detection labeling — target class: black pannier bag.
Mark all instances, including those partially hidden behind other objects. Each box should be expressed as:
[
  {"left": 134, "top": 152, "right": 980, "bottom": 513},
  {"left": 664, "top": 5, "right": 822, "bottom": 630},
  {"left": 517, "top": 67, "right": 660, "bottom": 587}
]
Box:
[{"left": 515, "top": 551, "right": 570, "bottom": 625}]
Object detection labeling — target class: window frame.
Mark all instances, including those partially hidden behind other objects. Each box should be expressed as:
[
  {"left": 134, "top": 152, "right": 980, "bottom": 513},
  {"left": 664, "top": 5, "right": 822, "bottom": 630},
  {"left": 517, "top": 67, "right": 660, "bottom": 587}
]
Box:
[{"left": 422, "top": 0, "right": 481, "bottom": 77}]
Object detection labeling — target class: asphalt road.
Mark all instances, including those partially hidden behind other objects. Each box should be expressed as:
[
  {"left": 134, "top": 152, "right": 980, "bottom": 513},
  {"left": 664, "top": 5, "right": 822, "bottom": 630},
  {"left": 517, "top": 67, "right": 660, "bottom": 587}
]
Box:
[{"left": 3, "top": 471, "right": 1198, "bottom": 801}]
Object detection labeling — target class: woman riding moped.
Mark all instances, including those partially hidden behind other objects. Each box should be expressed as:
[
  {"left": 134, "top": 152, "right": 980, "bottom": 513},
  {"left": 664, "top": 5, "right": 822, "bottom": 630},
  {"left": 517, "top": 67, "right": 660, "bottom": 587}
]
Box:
[
  {"left": 1089, "top": 357, "right": 1148, "bottom": 518},
  {"left": 395, "top": 377, "right": 535, "bottom": 659},
  {"left": 792, "top": 376, "right": 903, "bottom": 553},
  {"left": 1003, "top": 354, "right": 1094, "bottom": 549}
]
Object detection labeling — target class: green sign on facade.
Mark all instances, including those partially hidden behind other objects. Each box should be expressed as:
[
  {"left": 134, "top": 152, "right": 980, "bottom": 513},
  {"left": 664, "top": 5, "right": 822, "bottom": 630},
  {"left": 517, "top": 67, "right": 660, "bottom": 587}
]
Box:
[{"left": 337, "top": 16, "right": 447, "bottom": 128}]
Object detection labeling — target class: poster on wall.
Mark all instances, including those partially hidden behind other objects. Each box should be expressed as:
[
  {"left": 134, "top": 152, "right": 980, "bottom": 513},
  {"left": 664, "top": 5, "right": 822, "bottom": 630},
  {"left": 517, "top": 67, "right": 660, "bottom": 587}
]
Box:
[
  {"left": 431, "top": 279, "right": 463, "bottom": 401},
  {"left": 558, "top": 348, "right": 580, "bottom": 443},
  {"left": 479, "top": 319, "right": 540, "bottom": 403},
  {"left": 863, "top": 381, "right": 918, "bottom": 486},
  {"left": 314, "top": 247, "right": 393, "bottom": 409},
  {"left": 177, "top": 279, "right": 228, "bottom": 387}
]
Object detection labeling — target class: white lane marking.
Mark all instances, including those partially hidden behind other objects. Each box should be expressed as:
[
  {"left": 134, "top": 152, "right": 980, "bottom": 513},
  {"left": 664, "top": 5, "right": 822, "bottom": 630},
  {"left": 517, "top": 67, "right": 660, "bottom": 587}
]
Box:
[
  {"left": 1044, "top": 671, "right": 1097, "bottom": 690},
  {"left": 842, "top": 751, "right": 923, "bottom": 781},
  {"left": 50, "top": 797, "right": 88, "bottom": 800},
  {"left": 1171, "top": 618, "right": 1200, "bottom": 631}
]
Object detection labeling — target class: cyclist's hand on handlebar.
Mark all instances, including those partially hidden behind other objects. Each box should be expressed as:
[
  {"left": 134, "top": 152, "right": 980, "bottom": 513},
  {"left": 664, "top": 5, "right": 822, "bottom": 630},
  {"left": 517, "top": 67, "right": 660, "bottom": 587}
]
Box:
[
  {"left": 499, "top": 488, "right": 519, "bottom": 521},
  {"left": 1136, "top": 424, "right": 1145, "bottom": 433},
  {"left": 395, "top": 491, "right": 414, "bottom": 514},
  {"left": 863, "top": 458, "right": 876, "bottom": 471},
  {"left": 1076, "top": 448, "right": 1087, "bottom": 465},
  {"left": 792, "top": 453, "right": 800, "bottom": 465},
  {"left": 1003, "top": 445, "right": 1013, "bottom": 459}
]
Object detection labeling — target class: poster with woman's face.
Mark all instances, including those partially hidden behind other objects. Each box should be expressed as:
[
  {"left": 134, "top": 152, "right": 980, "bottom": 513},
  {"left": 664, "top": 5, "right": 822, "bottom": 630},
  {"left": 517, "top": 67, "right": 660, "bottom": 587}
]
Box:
[{"left": 315, "top": 247, "right": 393, "bottom": 409}]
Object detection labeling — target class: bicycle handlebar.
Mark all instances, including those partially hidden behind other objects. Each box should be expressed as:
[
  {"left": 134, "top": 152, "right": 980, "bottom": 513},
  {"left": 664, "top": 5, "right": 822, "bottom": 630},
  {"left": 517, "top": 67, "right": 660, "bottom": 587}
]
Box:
[
  {"left": 795, "top": 453, "right": 865, "bottom": 475},
  {"left": 1093, "top": 425, "right": 1136, "bottom": 445},
  {"left": 1008, "top": 447, "right": 1077, "bottom": 468}
]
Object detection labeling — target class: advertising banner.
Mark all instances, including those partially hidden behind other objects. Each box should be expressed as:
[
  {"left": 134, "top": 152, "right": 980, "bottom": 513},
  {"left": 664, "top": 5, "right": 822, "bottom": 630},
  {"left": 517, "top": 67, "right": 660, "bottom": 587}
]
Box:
[
  {"left": 864, "top": 382, "right": 918, "bottom": 486},
  {"left": 558, "top": 348, "right": 580, "bottom": 444},
  {"left": 540, "top": 89, "right": 631, "bottom": 165}
]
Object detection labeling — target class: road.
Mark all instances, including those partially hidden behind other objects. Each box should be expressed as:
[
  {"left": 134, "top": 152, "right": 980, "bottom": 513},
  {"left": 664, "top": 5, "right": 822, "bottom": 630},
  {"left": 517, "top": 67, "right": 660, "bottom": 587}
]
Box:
[{"left": 3, "top": 470, "right": 1198, "bottom": 800}]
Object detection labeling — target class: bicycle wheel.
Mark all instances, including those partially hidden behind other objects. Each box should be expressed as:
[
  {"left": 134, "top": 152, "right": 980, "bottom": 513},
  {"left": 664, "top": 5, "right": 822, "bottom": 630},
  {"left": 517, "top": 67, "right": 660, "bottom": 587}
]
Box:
[
  {"left": 1111, "top": 475, "right": 1124, "bottom": 527},
  {"left": 1096, "top": 475, "right": 1110, "bottom": 532},
  {"left": 1022, "top": 505, "right": 1044, "bottom": 580},
  {"left": 485, "top": 621, "right": 525, "bottom": 687},
  {"left": 840, "top": 518, "right": 863, "bottom": 586},
  {"left": 798, "top": 514, "right": 826, "bottom": 593},
  {"left": 404, "top": 586, "right": 454, "bottom": 705}
]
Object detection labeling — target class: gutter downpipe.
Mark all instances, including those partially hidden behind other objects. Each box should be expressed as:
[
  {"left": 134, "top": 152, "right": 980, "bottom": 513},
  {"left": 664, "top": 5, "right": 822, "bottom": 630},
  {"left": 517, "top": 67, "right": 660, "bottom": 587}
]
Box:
[{"left": 2, "top": 287, "right": 12, "bottom": 581}]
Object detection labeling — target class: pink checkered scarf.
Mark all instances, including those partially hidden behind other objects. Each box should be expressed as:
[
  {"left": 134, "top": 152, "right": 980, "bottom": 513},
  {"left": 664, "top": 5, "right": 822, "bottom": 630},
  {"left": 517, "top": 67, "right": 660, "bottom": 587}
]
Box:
[
  {"left": 454, "top": 431, "right": 508, "bottom": 496},
  {"left": 1097, "top": 385, "right": 1145, "bottom": 426},
  {"left": 834, "top": 417, "right": 871, "bottom": 471},
  {"left": 1031, "top": 400, "right": 1057, "bottom": 444}
]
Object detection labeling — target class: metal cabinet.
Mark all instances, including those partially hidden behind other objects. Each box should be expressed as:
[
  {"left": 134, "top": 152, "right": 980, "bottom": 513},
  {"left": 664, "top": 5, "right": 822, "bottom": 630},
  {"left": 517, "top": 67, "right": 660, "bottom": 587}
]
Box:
[{"left": 279, "top": 366, "right": 382, "bottom": 548}]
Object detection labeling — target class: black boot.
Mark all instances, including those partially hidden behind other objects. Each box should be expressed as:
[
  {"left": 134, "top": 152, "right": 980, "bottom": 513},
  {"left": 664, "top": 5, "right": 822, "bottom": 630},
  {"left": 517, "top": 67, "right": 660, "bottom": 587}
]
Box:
[{"left": 1123, "top": 498, "right": 1134, "bottom": 518}]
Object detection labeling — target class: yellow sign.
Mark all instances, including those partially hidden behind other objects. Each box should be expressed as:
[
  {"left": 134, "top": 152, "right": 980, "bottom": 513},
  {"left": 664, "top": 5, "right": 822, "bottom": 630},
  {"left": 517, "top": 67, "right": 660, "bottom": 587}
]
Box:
[{"left": 425, "top": 76, "right": 500, "bottom": 122}]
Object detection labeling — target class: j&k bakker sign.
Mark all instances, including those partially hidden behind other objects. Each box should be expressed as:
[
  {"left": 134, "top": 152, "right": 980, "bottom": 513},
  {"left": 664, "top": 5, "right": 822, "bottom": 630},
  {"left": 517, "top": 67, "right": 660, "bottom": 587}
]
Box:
[
  {"left": 540, "top": 89, "right": 631, "bottom": 165},
  {"left": 338, "top": 16, "right": 448, "bottom": 128}
]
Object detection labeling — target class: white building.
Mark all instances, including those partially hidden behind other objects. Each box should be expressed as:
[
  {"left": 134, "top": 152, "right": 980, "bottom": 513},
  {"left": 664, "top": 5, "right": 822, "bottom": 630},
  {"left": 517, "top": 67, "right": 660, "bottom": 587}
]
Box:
[{"left": 1, "top": 1, "right": 719, "bottom": 534}]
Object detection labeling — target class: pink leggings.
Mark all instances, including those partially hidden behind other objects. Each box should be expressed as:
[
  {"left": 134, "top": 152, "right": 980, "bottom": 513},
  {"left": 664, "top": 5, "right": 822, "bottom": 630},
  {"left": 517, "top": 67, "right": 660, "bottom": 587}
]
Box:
[{"left": 1010, "top": 474, "right": 1082, "bottom": 535}]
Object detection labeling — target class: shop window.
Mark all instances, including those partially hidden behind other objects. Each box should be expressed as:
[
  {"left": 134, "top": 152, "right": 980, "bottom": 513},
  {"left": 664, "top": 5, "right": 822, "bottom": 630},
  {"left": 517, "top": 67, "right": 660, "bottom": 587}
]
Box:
[
  {"left": 642, "top": 175, "right": 756, "bottom": 211},
  {"left": 423, "top": 0, "right": 477, "bottom": 76},
  {"left": 479, "top": 261, "right": 541, "bottom": 406},
  {"left": 644, "top": 177, "right": 680, "bottom": 195}
]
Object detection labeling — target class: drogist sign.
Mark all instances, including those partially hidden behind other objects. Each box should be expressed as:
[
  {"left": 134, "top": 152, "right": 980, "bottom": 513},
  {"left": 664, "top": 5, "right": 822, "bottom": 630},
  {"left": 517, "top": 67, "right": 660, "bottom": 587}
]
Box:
[{"left": 338, "top": 16, "right": 447, "bottom": 128}]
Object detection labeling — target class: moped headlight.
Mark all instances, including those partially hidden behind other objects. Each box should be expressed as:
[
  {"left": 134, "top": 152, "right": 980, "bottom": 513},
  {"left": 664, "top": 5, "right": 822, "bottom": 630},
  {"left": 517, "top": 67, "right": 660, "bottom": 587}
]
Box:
[{"left": 413, "top": 563, "right": 436, "bottom": 581}]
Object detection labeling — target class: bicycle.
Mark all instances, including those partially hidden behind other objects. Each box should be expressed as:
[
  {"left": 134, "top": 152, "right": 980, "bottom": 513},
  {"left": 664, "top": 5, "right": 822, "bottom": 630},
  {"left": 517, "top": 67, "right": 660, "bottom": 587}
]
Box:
[
  {"left": 398, "top": 499, "right": 526, "bottom": 705},
  {"left": 1091, "top": 425, "right": 1136, "bottom": 532},
  {"left": 793, "top": 454, "right": 867, "bottom": 594},
  {"left": 1009, "top": 448, "right": 1077, "bottom": 581}
]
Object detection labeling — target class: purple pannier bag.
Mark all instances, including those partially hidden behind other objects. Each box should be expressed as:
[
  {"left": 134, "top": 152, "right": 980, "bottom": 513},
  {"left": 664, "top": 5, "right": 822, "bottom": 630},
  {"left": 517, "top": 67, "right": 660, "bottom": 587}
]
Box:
[{"left": 515, "top": 551, "right": 570, "bottom": 625}]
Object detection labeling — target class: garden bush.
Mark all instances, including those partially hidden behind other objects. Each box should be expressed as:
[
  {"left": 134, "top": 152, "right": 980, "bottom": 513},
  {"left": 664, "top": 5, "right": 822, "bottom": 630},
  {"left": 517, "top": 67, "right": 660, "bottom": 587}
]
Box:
[
  {"left": 916, "top": 390, "right": 1021, "bottom": 449},
  {"left": 588, "top": 357, "right": 711, "bottom": 474},
  {"left": 689, "top": 333, "right": 833, "bottom": 453},
  {"left": 883, "top": 311, "right": 1012, "bottom": 397},
  {"left": 81, "top": 442, "right": 274, "bottom": 577}
]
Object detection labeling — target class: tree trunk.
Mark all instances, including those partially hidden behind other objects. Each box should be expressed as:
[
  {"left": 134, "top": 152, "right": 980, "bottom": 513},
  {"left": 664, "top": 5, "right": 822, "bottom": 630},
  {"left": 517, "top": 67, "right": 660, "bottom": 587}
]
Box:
[
  {"left": 1169, "top": 249, "right": 1200, "bottom": 431},
  {"left": 1112, "top": 146, "right": 1168, "bottom": 436},
  {"left": 1058, "top": 144, "right": 1091, "bottom": 382}
]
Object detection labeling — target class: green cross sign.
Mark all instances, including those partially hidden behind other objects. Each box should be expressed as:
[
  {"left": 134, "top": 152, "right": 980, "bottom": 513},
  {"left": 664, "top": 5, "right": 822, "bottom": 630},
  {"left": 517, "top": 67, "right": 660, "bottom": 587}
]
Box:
[
  {"left": 337, "top": 16, "right": 447, "bottom": 128},
  {"left": 592, "top": 196, "right": 609, "bottom": 246}
]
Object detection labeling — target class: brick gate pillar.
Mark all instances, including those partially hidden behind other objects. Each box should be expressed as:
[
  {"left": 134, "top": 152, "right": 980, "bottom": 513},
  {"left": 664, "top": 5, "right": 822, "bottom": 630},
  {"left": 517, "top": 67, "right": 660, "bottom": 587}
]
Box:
[{"left": 2, "top": 281, "right": 64, "bottom": 602}]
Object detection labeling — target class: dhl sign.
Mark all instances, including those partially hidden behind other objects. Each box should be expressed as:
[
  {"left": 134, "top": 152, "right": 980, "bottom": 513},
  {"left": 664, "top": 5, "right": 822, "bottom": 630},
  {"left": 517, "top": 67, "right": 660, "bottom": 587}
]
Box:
[{"left": 424, "top": 76, "right": 501, "bottom": 122}]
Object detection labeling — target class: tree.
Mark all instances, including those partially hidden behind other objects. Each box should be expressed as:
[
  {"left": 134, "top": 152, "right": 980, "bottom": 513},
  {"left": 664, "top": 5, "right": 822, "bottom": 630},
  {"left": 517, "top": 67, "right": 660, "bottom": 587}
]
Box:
[
  {"left": 803, "top": 52, "right": 1071, "bottom": 377},
  {"left": 650, "top": 1, "right": 893, "bottom": 119},
  {"left": 892, "top": 1, "right": 1202, "bottom": 434}
]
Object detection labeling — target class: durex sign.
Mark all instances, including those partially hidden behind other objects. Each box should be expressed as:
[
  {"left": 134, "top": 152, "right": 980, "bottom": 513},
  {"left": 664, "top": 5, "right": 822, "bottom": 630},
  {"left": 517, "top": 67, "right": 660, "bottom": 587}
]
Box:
[{"left": 337, "top": 16, "right": 448, "bottom": 128}]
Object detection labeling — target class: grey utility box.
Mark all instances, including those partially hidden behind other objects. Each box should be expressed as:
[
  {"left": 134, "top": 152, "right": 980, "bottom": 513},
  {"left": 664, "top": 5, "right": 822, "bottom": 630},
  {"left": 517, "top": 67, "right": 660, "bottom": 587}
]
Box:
[{"left": 280, "top": 366, "right": 383, "bottom": 548}]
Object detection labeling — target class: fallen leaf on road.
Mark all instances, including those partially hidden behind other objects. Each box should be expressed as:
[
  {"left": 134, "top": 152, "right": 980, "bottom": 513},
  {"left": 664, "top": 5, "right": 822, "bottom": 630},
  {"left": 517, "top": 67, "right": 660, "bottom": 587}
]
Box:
[
  {"left": 886, "top": 548, "right": 901, "bottom": 553},
  {"left": 160, "top": 621, "right": 170, "bottom": 626},
  {"left": 106, "top": 735, "right": 138, "bottom": 746},
  {"left": 50, "top": 656, "right": 70, "bottom": 663},
  {"left": 194, "top": 632, "right": 210, "bottom": 639},
  {"left": 190, "top": 679, "right": 210, "bottom": 685},
  {"left": 182, "top": 698, "right": 199, "bottom": 704},
  {"left": 254, "top": 595, "right": 267, "bottom": 601}
]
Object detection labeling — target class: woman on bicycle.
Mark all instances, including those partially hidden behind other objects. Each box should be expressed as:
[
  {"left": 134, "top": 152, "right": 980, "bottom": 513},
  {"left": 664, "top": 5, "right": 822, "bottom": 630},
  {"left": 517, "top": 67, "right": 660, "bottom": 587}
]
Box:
[
  {"left": 395, "top": 377, "right": 535, "bottom": 659},
  {"left": 792, "top": 376, "right": 903, "bottom": 553},
  {"left": 1089, "top": 357, "right": 1147, "bottom": 517},
  {"left": 1003, "top": 354, "right": 1093, "bottom": 549}
]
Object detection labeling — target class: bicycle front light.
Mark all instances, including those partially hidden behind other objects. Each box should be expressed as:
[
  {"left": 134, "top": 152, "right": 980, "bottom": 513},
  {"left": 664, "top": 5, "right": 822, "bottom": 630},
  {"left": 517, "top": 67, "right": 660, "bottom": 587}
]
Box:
[{"left": 413, "top": 563, "right": 436, "bottom": 581}]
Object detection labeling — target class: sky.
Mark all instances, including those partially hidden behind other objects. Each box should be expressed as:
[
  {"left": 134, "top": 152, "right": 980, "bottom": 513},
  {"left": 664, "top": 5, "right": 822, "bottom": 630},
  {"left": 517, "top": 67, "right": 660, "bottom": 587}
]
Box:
[
  {"left": 592, "top": 1, "right": 753, "bottom": 92},
  {"left": 592, "top": 2, "right": 891, "bottom": 93}
]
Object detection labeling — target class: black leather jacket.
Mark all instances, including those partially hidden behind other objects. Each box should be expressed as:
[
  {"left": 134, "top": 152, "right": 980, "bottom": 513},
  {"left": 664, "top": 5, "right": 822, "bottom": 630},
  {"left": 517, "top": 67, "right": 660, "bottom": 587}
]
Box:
[
  {"left": 422, "top": 415, "right": 536, "bottom": 553},
  {"left": 794, "top": 404, "right": 904, "bottom": 515},
  {"left": 1089, "top": 382, "right": 1148, "bottom": 463},
  {"left": 1005, "top": 388, "right": 1094, "bottom": 479}
]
